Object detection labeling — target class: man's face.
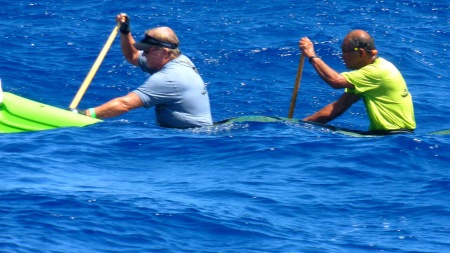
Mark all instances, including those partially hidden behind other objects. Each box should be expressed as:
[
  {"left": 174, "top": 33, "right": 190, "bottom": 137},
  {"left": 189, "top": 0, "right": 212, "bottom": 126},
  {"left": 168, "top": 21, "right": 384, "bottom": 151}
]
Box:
[
  {"left": 142, "top": 46, "right": 168, "bottom": 72},
  {"left": 341, "top": 40, "right": 361, "bottom": 70}
]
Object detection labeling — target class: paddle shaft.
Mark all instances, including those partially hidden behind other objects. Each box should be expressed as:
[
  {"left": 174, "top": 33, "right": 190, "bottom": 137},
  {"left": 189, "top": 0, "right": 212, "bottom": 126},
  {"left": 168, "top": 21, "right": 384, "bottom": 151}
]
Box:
[
  {"left": 69, "top": 23, "right": 120, "bottom": 109},
  {"left": 288, "top": 53, "right": 305, "bottom": 118}
]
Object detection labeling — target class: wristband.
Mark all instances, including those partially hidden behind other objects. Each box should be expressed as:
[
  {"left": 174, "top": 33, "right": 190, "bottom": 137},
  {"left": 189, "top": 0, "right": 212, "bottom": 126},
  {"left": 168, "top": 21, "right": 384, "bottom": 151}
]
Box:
[
  {"left": 309, "top": 55, "right": 320, "bottom": 64},
  {"left": 120, "top": 24, "right": 130, "bottom": 34},
  {"left": 88, "top": 108, "right": 97, "bottom": 118},
  {"left": 119, "top": 16, "right": 130, "bottom": 34}
]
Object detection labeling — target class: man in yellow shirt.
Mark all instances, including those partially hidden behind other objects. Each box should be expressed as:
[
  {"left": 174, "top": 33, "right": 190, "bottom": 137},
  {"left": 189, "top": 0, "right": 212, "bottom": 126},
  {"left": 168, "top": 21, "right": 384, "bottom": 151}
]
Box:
[{"left": 299, "top": 30, "right": 416, "bottom": 134}]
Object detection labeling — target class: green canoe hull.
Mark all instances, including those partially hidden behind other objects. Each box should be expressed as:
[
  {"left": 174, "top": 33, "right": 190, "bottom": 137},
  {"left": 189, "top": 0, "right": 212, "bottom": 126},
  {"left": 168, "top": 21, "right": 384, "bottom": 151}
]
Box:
[
  {"left": 430, "top": 129, "right": 450, "bottom": 135},
  {"left": 0, "top": 92, "right": 101, "bottom": 133},
  {"left": 218, "top": 115, "right": 367, "bottom": 137}
]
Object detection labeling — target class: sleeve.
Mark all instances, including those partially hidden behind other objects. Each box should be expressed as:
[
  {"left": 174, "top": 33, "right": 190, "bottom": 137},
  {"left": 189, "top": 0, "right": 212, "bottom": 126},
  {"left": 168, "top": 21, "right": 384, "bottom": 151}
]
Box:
[{"left": 341, "top": 64, "right": 382, "bottom": 94}]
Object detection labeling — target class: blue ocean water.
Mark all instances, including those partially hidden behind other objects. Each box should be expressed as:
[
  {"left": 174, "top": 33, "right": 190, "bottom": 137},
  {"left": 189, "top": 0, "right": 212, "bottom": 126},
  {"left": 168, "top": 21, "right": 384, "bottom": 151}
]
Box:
[{"left": 1, "top": 0, "right": 449, "bottom": 252}]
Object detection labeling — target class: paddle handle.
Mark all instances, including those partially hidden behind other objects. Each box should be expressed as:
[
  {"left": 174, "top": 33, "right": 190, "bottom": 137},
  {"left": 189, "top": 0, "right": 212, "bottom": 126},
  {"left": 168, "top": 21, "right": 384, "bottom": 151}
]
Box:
[
  {"left": 288, "top": 53, "right": 305, "bottom": 118},
  {"left": 69, "top": 23, "right": 120, "bottom": 109}
]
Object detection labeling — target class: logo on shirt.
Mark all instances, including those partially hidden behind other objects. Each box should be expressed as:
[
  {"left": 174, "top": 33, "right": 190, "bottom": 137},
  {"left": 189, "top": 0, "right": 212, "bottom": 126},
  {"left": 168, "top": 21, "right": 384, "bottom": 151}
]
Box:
[{"left": 401, "top": 88, "right": 409, "bottom": 98}]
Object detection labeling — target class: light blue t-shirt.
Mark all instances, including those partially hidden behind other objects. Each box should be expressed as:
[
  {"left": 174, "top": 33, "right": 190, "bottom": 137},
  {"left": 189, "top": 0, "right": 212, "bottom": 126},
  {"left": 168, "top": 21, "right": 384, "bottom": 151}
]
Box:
[{"left": 133, "top": 54, "right": 213, "bottom": 128}]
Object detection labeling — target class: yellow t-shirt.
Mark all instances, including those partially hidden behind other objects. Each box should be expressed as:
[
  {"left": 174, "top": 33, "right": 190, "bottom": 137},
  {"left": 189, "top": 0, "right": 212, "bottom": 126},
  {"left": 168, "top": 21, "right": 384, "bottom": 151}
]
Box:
[{"left": 342, "top": 58, "right": 416, "bottom": 131}]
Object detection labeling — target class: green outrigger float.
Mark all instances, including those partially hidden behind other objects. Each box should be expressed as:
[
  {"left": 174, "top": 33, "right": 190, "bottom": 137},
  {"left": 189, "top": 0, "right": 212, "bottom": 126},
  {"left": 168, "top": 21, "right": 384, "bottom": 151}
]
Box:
[{"left": 0, "top": 92, "right": 101, "bottom": 133}]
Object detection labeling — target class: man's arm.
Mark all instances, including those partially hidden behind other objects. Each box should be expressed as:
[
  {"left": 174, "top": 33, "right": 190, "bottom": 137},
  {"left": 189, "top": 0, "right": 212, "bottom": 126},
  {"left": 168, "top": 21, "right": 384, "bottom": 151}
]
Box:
[
  {"left": 303, "top": 92, "right": 360, "bottom": 123},
  {"left": 308, "top": 57, "right": 353, "bottom": 89},
  {"left": 299, "top": 37, "right": 353, "bottom": 89},
  {"left": 116, "top": 13, "right": 140, "bottom": 66},
  {"left": 86, "top": 92, "right": 144, "bottom": 119}
]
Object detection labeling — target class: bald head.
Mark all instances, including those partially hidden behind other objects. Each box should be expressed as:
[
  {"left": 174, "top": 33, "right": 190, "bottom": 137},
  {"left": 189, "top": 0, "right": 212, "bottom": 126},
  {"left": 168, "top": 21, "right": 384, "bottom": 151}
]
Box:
[
  {"left": 344, "top": 30, "right": 376, "bottom": 51},
  {"left": 347, "top": 30, "right": 371, "bottom": 39}
]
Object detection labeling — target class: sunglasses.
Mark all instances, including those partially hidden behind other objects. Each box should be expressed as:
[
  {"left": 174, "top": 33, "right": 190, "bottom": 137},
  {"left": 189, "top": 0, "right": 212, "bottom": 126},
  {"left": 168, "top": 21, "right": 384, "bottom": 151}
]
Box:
[
  {"left": 342, "top": 47, "right": 377, "bottom": 54},
  {"left": 143, "top": 47, "right": 161, "bottom": 54}
]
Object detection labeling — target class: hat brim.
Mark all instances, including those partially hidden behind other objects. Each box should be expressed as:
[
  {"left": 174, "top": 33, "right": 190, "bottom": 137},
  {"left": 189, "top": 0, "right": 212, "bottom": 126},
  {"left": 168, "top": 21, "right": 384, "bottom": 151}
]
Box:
[{"left": 133, "top": 42, "right": 152, "bottom": 51}]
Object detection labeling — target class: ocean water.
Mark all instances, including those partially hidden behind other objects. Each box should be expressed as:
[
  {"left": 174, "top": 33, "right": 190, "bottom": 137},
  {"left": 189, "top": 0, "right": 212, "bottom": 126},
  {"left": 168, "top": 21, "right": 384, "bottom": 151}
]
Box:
[{"left": 1, "top": 1, "right": 449, "bottom": 252}]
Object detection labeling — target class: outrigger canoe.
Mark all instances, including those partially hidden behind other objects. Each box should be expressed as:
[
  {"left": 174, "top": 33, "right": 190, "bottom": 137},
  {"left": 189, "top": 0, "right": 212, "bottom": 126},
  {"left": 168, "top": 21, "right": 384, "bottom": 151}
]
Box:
[{"left": 0, "top": 92, "right": 101, "bottom": 133}]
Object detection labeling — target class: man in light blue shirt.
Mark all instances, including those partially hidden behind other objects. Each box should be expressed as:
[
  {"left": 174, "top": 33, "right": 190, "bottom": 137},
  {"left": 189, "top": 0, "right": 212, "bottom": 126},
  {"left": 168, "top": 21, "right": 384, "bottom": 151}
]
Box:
[{"left": 80, "top": 13, "right": 213, "bottom": 129}]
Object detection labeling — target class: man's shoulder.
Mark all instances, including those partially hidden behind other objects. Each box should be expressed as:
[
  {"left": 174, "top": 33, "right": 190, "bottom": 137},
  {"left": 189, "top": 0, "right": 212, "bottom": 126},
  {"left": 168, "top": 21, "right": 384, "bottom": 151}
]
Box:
[
  {"left": 373, "top": 57, "right": 396, "bottom": 68},
  {"left": 169, "top": 54, "right": 194, "bottom": 65}
]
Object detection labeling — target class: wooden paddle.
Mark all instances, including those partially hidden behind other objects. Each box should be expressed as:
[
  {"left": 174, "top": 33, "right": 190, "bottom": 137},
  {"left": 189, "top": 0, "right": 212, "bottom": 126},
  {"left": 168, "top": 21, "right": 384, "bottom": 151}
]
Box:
[
  {"left": 69, "top": 23, "right": 120, "bottom": 109},
  {"left": 287, "top": 53, "right": 305, "bottom": 118}
]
